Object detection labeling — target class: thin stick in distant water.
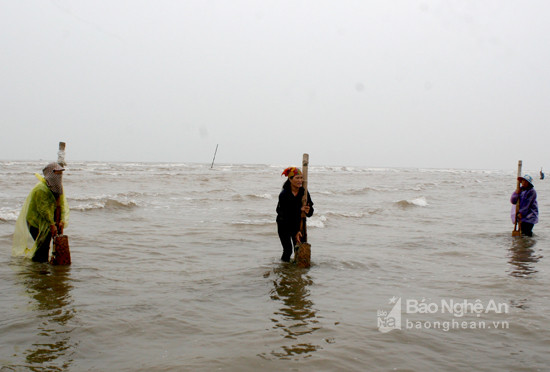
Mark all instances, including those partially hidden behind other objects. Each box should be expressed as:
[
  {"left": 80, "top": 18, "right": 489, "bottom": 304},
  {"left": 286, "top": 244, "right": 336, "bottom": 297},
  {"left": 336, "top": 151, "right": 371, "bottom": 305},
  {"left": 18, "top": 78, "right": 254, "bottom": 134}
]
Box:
[{"left": 211, "top": 144, "right": 219, "bottom": 168}]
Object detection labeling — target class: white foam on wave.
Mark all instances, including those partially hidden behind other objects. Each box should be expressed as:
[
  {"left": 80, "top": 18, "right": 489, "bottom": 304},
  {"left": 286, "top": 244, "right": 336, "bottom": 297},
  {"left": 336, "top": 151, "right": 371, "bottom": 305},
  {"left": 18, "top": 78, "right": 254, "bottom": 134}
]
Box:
[
  {"left": 326, "top": 211, "right": 365, "bottom": 218},
  {"left": 233, "top": 218, "right": 273, "bottom": 226},
  {"left": 316, "top": 190, "right": 335, "bottom": 195},
  {"left": 0, "top": 208, "right": 19, "bottom": 221},
  {"left": 308, "top": 215, "right": 327, "bottom": 228},
  {"left": 410, "top": 197, "right": 428, "bottom": 206},
  {"left": 251, "top": 193, "right": 273, "bottom": 200},
  {"left": 71, "top": 195, "right": 140, "bottom": 211},
  {"left": 232, "top": 215, "right": 327, "bottom": 228},
  {"left": 394, "top": 196, "right": 428, "bottom": 208}
]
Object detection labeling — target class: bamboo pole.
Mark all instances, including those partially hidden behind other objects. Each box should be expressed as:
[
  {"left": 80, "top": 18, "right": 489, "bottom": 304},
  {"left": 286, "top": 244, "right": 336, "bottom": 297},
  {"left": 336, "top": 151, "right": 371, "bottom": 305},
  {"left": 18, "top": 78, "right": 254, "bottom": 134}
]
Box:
[{"left": 512, "top": 160, "right": 522, "bottom": 237}]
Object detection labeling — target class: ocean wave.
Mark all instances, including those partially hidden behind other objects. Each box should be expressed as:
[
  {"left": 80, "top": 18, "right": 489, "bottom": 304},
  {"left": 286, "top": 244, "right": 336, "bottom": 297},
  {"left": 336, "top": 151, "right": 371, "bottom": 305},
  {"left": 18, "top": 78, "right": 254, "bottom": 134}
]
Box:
[
  {"left": 325, "top": 211, "right": 365, "bottom": 219},
  {"left": 346, "top": 185, "right": 410, "bottom": 195},
  {"left": 319, "top": 258, "right": 372, "bottom": 271},
  {"left": 0, "top": 208, "right": 19, "bottom": 222},
  {"left": 347, "top": 186, "right": 379, "bottom": 195},
  {"left": 308, "top": 215, "right": 326, "bottom": 228},
  {"left": 316, "top": 190, "right": 335, "bottom": 195},
  {"left": 313, "top": 166, "right": 403, "bottom": 174},
  {"left": 394, "top": 197, "right": 428, "bottom": 208},
  {"left": 72, "top": 196, "right": 139, "bottom": 211},
  {"left": 227, "top": 192, "right": 274, "bottom": 201},
  {"left": 232, "top": 219, "right": 274, "bottom": 226},
  {"left": 232, "top": 214, "right": 327, "bottom": 229},
  {"left": 247, "top": 193, "right": 273, "bottom": 200}
]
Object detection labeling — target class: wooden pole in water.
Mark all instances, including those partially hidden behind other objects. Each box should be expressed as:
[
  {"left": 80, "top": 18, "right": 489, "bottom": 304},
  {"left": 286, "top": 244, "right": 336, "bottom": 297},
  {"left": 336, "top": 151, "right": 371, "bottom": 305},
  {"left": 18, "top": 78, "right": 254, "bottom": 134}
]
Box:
[
  {"left": 512, "top": 160, "right": 522, "bottom": 237},
  {"left": 57, "top": 142, "right": 66, "bottom": 167},
  {"left": 210, "top": 144, "right": 218, "bottom": 169},
  {"left": 301, "top": 153, "right": 309, "bottom": 242},
  {"left": 294, "top": 153, "right": 311, "bottom": 268},
  {"left": 50, "top": 141, "right": 71, "bottom": 265}
]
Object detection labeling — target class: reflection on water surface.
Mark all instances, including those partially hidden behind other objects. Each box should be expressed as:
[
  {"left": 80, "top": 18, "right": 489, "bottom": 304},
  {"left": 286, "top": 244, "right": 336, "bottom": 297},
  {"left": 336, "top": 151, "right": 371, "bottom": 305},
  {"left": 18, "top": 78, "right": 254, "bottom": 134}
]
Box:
[
  {"left": 264, "top": 264, "right": 320, "bottom": 359},
  {"left": 10, "top": 260, "right": 78, "bottom": 370}
]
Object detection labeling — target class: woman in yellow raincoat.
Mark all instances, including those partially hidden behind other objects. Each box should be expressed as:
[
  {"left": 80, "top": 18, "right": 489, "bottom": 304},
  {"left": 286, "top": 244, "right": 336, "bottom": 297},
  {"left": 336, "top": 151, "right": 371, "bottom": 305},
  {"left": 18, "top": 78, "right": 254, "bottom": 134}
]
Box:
[{"left": 12, "top": 162, "right": 69, "bottom": 262}]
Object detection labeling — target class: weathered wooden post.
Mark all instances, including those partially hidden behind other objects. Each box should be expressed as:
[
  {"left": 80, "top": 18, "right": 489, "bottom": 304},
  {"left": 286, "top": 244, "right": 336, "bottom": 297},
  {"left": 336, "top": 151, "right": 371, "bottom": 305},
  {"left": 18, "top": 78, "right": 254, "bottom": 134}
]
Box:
[
  {"left": 512, "top": 160, "right": 522, "bottom": 237},
  {"left": 294, "top": 153, "right": 311, "bottom": 268},
  {"left": 50, "top": 141, "right": 71, "bottom": 265},
  {"left": 57, "top": 141, "right": 66, "bottom": 167}
]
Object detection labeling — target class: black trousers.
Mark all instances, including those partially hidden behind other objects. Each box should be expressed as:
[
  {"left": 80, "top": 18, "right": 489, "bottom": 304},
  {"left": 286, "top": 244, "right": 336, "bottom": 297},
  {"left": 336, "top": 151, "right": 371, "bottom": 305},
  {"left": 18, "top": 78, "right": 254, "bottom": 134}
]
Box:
[
  {"left": 521, "top": 222, "right": 534, "bottom": 237},
  {"left": 277, "top": 224, "right": 297, "bottom": 262},
  {"left": 29, "top": 225, "right": 51, "bottom": 263}
]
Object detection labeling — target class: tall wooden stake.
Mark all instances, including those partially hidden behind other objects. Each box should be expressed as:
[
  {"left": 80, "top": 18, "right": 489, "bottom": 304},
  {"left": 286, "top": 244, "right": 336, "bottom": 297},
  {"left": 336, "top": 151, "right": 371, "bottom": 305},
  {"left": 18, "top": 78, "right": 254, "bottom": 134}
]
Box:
[
  {"left": 300, "top": 153, "right": 309, "bottom": 242},
  {"left": 294, "top": 153, "right": 311, "bottom": 268},
  {"left": 50, "top": 141, "right": 71, "bottom": 265},
  {"left": 210, "top": 144, "right": 219, "bottom": 169},
  {"left": 512, "top": 160, "right": 522, "bottom": 237},
  {"left": 57, "top": 142, "right": 66, "bottom": 167}
]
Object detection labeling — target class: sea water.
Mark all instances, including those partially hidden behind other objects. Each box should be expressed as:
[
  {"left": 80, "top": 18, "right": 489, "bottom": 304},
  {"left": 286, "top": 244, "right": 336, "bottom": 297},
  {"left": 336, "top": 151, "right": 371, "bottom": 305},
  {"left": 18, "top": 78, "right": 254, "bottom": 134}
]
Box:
[{"left": 0, "top": 160, "right": 549, "bottom": 371}]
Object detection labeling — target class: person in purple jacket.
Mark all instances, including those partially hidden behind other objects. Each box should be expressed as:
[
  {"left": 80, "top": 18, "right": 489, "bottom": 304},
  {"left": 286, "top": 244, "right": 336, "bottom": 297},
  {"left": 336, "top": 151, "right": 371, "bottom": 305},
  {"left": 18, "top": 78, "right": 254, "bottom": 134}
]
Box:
[{"left": 511, "top": 174, "right": 539, "bottom": 236}]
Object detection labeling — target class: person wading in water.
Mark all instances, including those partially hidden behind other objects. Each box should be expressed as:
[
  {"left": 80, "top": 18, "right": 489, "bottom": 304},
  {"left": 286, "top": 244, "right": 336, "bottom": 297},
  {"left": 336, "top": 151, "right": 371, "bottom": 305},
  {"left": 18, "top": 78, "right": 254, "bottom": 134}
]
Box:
[
  {"left": 276, "top": 167, "right": 314, "bottom": 262},
  {"left": 12, "top": 162, "right": 69, "bottom": 262},
  {"left": 511, "top": 174, "right": 538, "bottom": 237}
]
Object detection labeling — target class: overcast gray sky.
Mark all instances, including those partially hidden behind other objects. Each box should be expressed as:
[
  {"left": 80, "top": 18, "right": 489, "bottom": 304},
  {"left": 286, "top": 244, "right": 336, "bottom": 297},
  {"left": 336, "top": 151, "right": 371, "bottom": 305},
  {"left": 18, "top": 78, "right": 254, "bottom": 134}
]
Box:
[{"left": 1, "top": 0, "right": 549, "bottom": 170}]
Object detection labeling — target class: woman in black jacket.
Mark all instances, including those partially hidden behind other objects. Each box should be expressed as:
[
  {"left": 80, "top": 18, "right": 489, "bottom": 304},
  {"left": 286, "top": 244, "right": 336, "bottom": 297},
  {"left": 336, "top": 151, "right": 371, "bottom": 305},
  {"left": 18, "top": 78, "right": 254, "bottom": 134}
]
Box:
[{"left": 276, "top": 167, "right": 314, "bottom": 262}]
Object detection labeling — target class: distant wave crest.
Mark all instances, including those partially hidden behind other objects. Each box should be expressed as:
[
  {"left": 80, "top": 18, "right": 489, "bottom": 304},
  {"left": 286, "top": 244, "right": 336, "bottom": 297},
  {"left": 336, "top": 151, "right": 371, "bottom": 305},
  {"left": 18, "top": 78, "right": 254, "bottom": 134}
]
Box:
[
  {"left": 308, "top": 215, "right": 326, "bottom": 228},
  {"left": 232, "top": 215, "right": 327, "bottom": 229},
  {"left": 247, "top": 193, "right": 273, "bottom": 200},
  {"left": 72, "top": 194, "right": 140, "bottom": 211},
  {"left": 348, "top": 186, "right": 378, "bottom": 195},
  {"left": 395, "top": 197, "right": 428, "bottom": 208},
  {"left": 325, "top": 211, "right": 365, "bottom": 219},
  {"left": 232, "top": 219, "right": 274, "bottom": 227}
]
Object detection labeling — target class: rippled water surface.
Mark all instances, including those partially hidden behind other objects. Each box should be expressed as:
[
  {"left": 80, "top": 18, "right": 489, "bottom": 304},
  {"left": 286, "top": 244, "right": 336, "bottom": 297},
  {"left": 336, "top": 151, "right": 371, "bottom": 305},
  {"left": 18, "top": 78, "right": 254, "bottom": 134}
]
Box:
[{"left": 1, "top": 161, "right": 549, "bottom": 371}]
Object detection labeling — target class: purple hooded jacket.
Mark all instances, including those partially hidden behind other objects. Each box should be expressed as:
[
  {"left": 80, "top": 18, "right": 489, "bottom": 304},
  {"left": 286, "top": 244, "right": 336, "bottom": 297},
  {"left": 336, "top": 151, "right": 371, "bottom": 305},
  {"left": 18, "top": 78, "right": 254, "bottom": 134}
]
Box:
[{"left": 510, "top": 187, "right": 539, "bottom": 224}]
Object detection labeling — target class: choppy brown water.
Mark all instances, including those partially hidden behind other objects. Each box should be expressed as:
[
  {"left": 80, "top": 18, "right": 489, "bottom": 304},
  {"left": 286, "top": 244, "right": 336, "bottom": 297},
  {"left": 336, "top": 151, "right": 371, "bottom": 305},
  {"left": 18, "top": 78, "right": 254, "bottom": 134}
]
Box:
[{"left": 1, "top": 161, "right": 549, "bottom": 371}]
